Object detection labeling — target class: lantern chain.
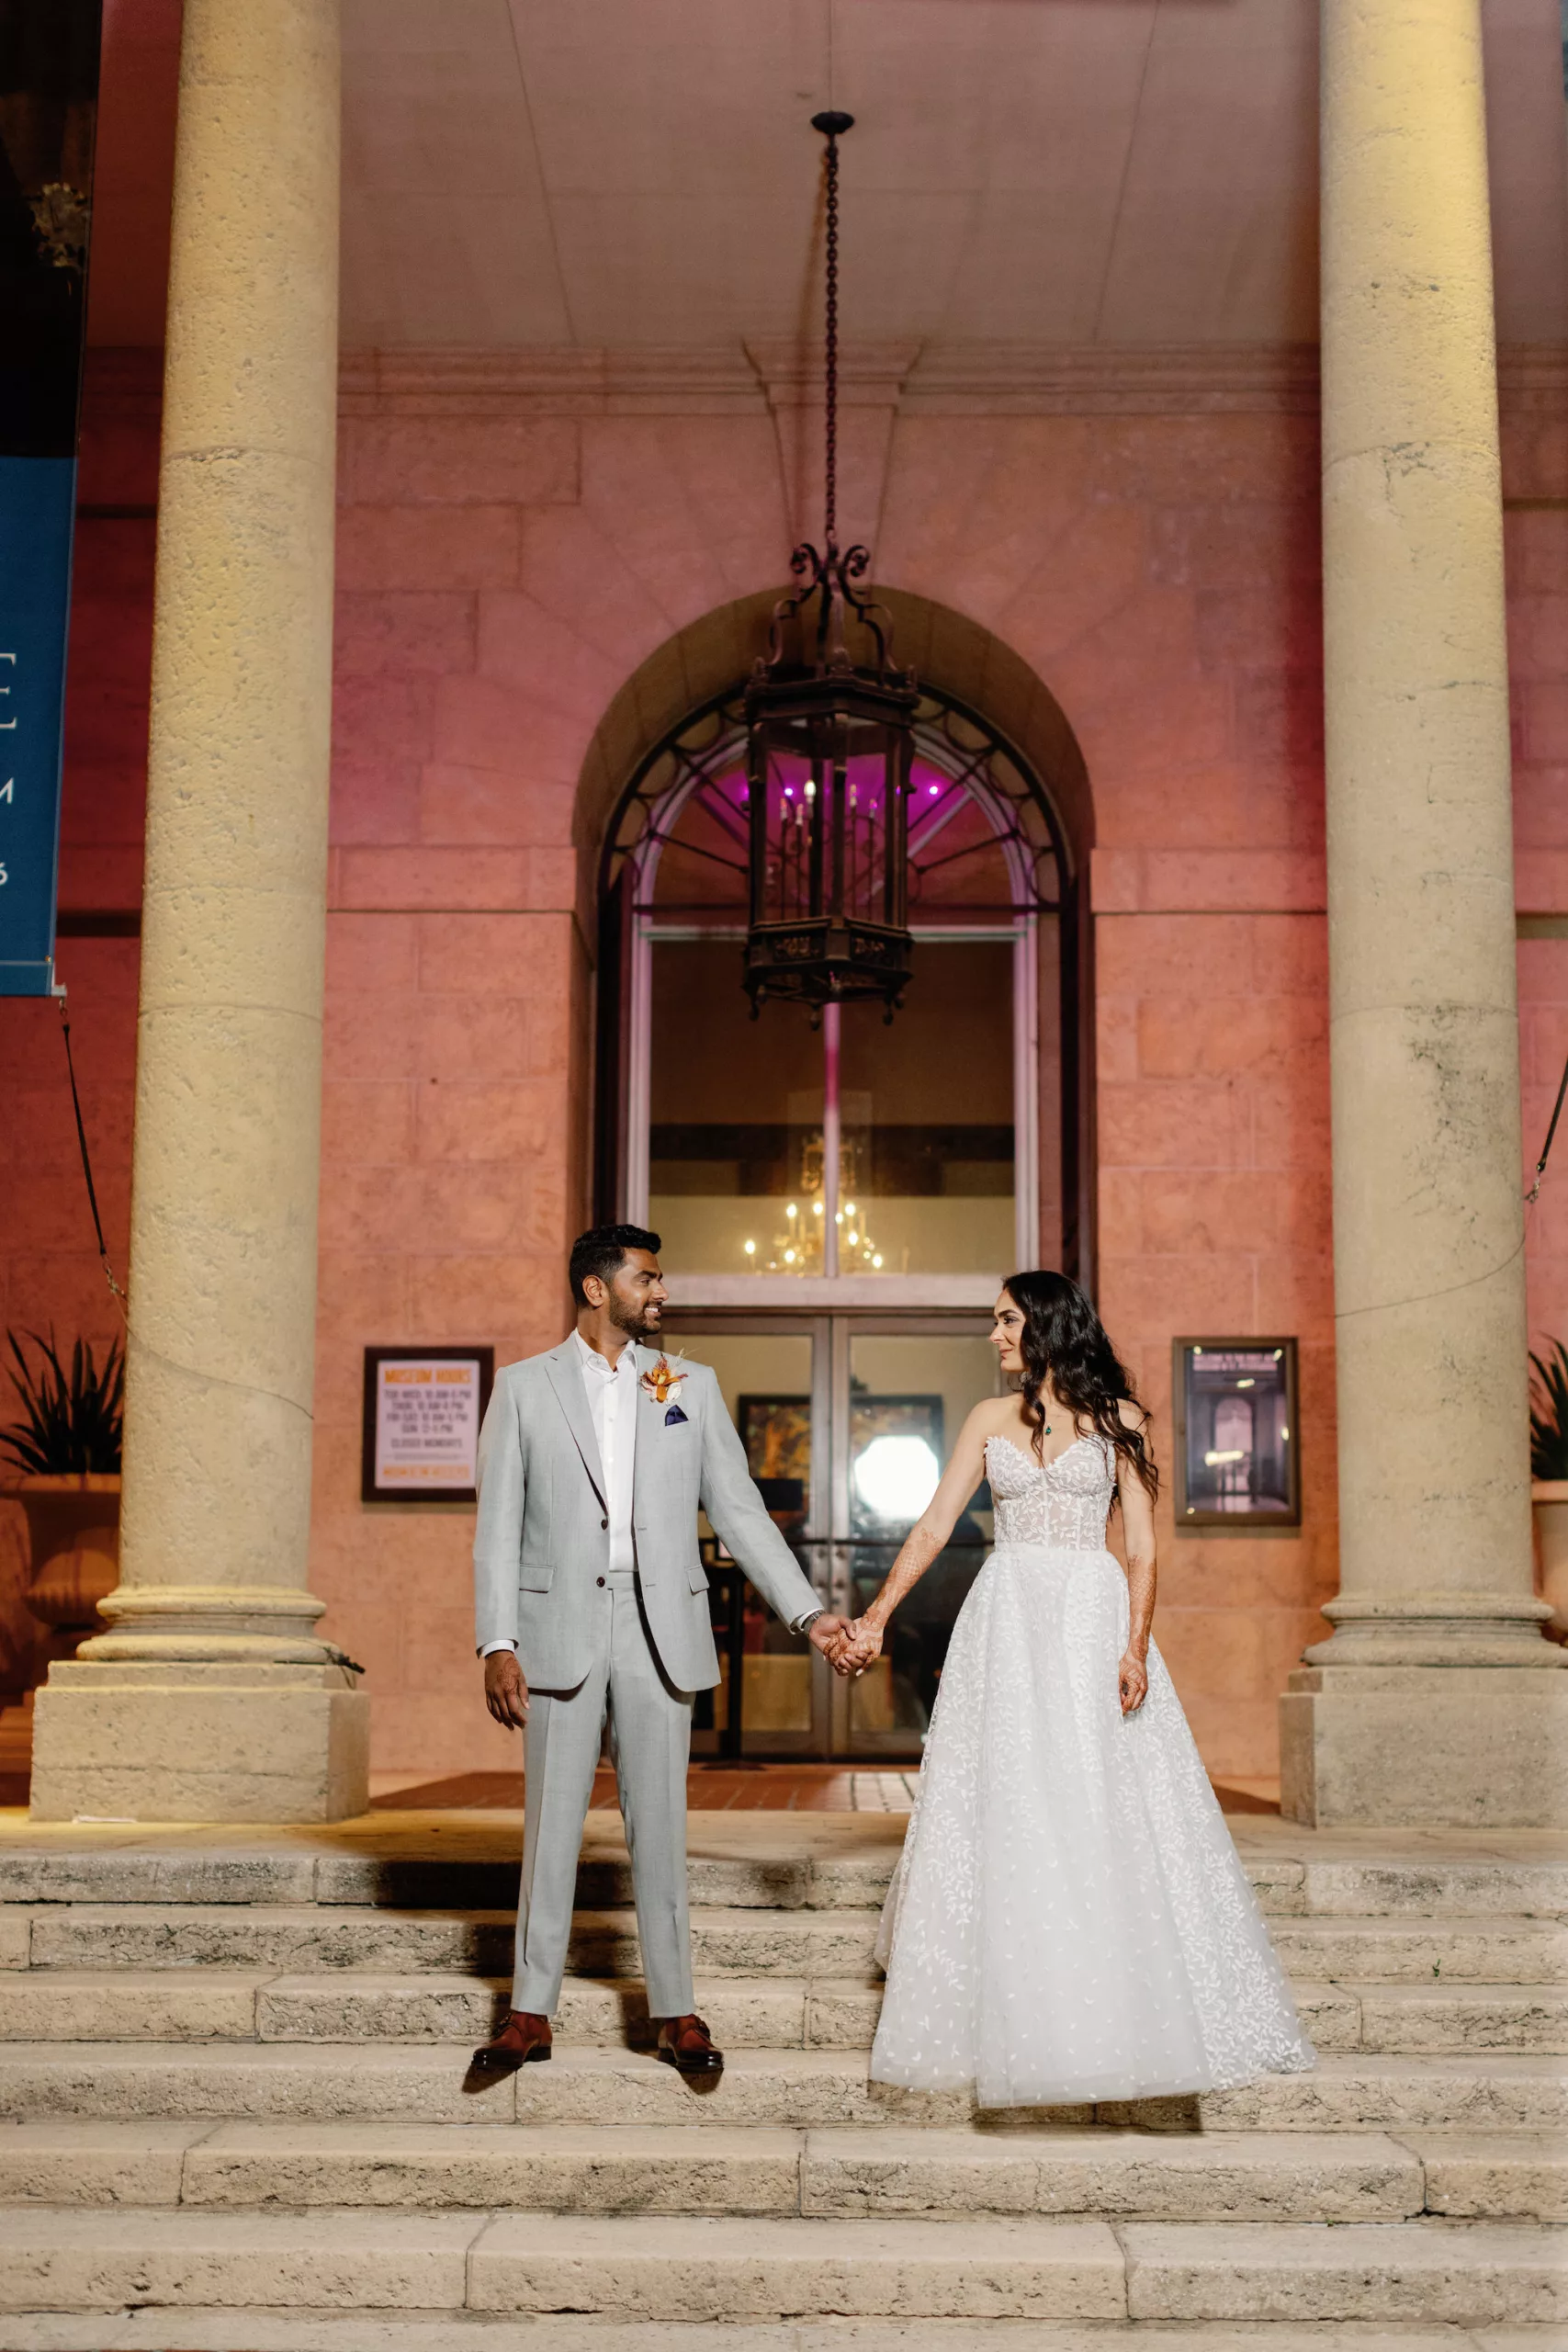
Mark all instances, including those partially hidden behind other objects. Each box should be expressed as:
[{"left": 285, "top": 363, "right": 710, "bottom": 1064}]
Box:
[{"left": 822, "top": 121, "right": 840, "bottom": 552}]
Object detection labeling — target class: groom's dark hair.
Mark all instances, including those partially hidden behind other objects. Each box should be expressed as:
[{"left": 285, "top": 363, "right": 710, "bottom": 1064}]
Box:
[{"left": 569, "top": 1222, "right": 662, "bottom": 1306}]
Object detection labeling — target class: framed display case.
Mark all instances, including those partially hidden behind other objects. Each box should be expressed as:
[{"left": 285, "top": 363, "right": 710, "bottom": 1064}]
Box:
[{"left": 1171, "top": 1339, "right": 1300, "bottom": 1528}]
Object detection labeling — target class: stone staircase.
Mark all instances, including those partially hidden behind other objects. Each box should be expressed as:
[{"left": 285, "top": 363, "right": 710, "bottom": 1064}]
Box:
[{"left": 0, "top": 1816, "right": 1563, "bottom": 2346}]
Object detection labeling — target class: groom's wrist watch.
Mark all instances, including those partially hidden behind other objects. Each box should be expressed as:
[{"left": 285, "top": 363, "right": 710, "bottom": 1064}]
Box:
[{"left": 795, "top": 1607, "right": 823, "bottom": 1636}]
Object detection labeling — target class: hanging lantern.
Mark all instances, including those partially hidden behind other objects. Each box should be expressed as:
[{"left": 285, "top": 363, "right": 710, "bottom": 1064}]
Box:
[{"left": 744, "top": 112, "right": 919, "bottom": 1021}]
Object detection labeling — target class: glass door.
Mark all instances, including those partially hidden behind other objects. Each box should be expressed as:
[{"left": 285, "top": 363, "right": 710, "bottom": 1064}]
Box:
[
  {"left": 671, "top": 1317, "right": 831, "bottom": 1759},
  {"left": 665, "top": 1309, "right": 999, "bottom": 1759},
  {"left": 828, "top": 1320, "right": 1001, "bottom": 1758}
]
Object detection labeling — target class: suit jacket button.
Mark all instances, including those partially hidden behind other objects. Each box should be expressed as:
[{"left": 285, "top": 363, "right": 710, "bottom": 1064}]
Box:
[{"left": 596, "top": 1576, "right": 605, "bottom": 1587}]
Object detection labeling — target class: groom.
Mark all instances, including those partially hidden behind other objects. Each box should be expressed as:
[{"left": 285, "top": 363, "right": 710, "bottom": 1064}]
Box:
[{"left": 471, "top": 1223, "right": 851, "bottom": 2078}]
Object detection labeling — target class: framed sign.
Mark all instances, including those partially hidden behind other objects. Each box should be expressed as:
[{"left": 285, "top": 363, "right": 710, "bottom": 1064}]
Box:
[
  {"left": 361, "top": 1347, "right": 494, "bottom": 1504},
  {"left": 1171, "top": 1339, "right": 1300, "bottom": 1529}
]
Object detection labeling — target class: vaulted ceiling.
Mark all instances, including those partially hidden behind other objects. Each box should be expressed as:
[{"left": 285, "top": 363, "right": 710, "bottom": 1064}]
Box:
[{"left": 88, "top": 0, "right": 1568, "bottom": 352}]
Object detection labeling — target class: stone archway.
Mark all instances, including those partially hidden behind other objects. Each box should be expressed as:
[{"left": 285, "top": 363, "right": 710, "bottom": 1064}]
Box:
[
  {"left": 576, "top": 586, "right": 1100, "bottom": 1287},
  {"left": 575, "top": 586, "right": 1093, "bottom": 890}
]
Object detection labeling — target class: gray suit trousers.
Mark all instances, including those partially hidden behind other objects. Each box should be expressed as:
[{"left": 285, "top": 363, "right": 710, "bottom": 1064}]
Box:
[{"left": 512, "top": 1566, "right": 693, "bottom": 2018}]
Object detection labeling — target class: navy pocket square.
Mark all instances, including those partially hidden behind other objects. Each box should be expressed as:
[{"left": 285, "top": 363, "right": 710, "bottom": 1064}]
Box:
[{"left": 665, "top": 1404, "right": 689, "bottom": 1426}]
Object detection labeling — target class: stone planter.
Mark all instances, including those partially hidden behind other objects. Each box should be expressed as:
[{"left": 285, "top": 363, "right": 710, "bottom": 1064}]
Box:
[
  {"left": 1530, "top": 1479, "right": 1568, "bottom": 1641},
  {"left": 0, "top": 1475, "right": 120, "bottom": 1783},
  {"left": 6, "top": 1473, "right": 120, "bottom": 1664}
]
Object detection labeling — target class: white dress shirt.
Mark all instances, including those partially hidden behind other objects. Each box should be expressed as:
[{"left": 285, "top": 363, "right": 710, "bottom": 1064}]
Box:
[
  {"left": 575, "top": 1328, "right": 638, "bottom": 1574},
  {"left": 480, "top": 1332, "right": 639, "bottom": 1657}
]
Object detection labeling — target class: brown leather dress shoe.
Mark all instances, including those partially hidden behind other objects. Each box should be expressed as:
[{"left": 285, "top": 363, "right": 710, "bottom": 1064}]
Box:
[
  {"left": 470, "top": 2010, "right": 552, "bottom": 2073},
  {"left": 656, "top": 2012, "right": 724, "bottom": 2075}
]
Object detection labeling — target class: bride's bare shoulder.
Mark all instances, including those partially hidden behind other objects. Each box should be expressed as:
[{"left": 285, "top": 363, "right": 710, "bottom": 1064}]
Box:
[
  {"left": 964, "top": 1397, "right": 1031, "bottom": 1455},
  {"left": 965, "top": 1396, "right": 1021, "bottom": 1433},
  {"left": 1116, "top": 1396, "right": 1150, "bottom": 1431}
]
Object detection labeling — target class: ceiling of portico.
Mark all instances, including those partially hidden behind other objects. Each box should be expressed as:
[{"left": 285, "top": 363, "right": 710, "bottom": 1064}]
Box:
[{"left": 89, "top": 0, "right": 1568, "bottom": 354}]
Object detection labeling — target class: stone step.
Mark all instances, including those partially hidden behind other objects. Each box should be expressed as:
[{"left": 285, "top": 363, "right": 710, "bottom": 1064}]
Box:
[
  {"left": 2, "top": 2206, "right": 1559, "bottom": 2324},
  {"left": 0, "top": 2208, "right": 1088, "bottom": 2323},
  {"left": 799, "top": 2124, "right": 1428, "bottom": 2222},
  {"left": 1342, "top": 1984, "right": 1568, "bottom": 2053},
  {"left": 0, "top": 2207, "right": 481, "bottom": 2316},
  {"left": 2, "top": 2040, "right": 1563, "bottom": 2132},
  {"left": 1117, "top": 2220, "right": 1566, "bottom": 2326},
  {"left": 0, "top": 2119, "right": 1483, "bottom": 2222},
  {"left": 19, "top": 1900, "right": 1568, "bottom": 1996},
  {"left": 5, "top": 1964, "right": 1547, "bottom": 2061},
  {"left": 0, "top": 1848, "right": 887, "bottom": 1916},
  {"left": 1269, "top": 1915, "right": 1568, "bottom": 1983},
  {"left": 1416, "top": 2131, "right": 1568, "bottom": 2221},
  {"left": 1280, "top": 1856, "right": 1568, "bottom": 1920},
  {"left": 0, "top": 1967, "right": 275, "bottom": 2042},
  {"left": 23, "top": 1904, "right": 518, "bottom": 1976},
  {"left": 0, "top": 2115, "right": 1405, "bottom": 2222},
  {"left": 0, "top": 2324, "right": 1532, "bottom": 2352},
  {"left": 19, "top": 1903, "right": 887, "bottom": 1978},
  {"left": 5, "top": 1842, "right": 1565, "bottom": 1921},
  {"left": 0, "top": 1967, "right": 1362, "bottom": 2055},
  {"left": 4, "top": 2208, "right": 1556, "bottom": 2324}
]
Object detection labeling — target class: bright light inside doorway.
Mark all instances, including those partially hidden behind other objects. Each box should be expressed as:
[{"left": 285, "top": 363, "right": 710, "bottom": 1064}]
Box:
[{"left": 855, "top": 1434, "right": 941, "bottom": 1522}]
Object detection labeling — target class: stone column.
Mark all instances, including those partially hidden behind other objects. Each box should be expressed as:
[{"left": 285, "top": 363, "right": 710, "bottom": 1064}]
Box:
[
  {"left": 1280, "top": 0, "right": 1567, "bottom": 1826},
  {"left": 29, "top": 0, "right": 367, "bottom": 1821}
]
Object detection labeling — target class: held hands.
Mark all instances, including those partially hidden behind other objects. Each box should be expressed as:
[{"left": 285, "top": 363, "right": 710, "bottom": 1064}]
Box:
[
  {"left": 1118, "top": 1646, "right": 1149, "bottom": 1715},
  {"left": 807, "top": 1612, "right": 857, "bottom": 1679},
  {"left": 484, "top": 1649, "right": 529, "bottom": 1729},
  {"left": 807, "top": 1612, "right": 883, "bottom": 1679},
  {"left": 810, "top": 1614, "right": 885, "bottom": 1679}
]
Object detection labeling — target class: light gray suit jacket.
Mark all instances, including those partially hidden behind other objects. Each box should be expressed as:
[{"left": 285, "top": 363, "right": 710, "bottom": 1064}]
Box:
[{"left": 472, "top": 1340, "right": 821, "bottom": 1692}]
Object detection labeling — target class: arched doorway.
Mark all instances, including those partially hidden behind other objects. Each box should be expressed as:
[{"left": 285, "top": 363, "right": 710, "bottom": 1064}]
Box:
[{"left": 583, "top": 592, "right": 1095, "bottom": 1758}]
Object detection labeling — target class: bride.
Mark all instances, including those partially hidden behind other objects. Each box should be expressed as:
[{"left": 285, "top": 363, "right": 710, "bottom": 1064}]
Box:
[{"left": 840, "top": 1270, "right": 1314, "bottom": 2108}]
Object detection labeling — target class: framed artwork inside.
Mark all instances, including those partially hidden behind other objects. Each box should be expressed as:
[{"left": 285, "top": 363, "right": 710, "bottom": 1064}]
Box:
[
  {"left": 361, "top": 1346, "right": 494, "bottom": 1504},
  {"left": 738, "top": 1394, "right": 812, "bottom": 1489},
  {"left": 1171, "top": 1339, "right": 1300, "bottom": 1529}
]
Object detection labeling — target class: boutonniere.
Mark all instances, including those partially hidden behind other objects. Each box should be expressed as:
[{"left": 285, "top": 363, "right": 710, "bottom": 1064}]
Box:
[{"left": 639, "top": 1353, "right": 688, "bottom": 1419}]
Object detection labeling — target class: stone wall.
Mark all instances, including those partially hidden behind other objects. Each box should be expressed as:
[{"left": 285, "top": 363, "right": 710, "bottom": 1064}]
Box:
[{"left": 0, "top": 350, "right": 1562, "bottom": 1780}]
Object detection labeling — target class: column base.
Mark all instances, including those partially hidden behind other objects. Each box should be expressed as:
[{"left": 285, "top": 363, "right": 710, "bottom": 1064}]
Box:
[
  {"left": 28, "top": 1658, "right": 369, "bottom": 1824},
  {"left": 1280, "top": 1664, "right": 1568, "bottom": 1828}
]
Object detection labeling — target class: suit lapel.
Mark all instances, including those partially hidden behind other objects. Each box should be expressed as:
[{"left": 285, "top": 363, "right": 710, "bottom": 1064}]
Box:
[{"left": 545, "top": 1341, "right": 606, "bottom": 1509}]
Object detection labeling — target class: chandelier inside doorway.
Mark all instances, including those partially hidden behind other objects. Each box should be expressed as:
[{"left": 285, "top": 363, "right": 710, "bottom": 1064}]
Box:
[{"left": 742, "top": 1132, "right": 888, "bottom": 1276}]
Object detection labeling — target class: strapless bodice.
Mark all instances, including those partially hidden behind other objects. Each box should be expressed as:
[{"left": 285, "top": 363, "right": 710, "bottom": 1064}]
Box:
[{"left": 985, "top": 1431, "right": 1115, "bottom": 1551}]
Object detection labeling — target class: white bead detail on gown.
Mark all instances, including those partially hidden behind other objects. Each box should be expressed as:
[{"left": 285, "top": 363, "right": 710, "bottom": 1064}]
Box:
[{"left": 870, "top": 1431, "right": 1315, "bottom": 2106}]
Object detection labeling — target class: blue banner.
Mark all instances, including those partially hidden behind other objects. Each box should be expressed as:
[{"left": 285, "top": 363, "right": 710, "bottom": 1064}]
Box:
[
  {"left": 0, "top": 455, "right": 75, "bottom": 994},
  {"left": 0, "top": 0, "right": 104, "bottom": 996}
]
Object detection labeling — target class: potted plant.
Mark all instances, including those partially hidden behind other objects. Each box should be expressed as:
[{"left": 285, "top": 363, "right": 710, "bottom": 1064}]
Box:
[
  {"left": 0, "top": 1331, "right": 125, "bottom": 1738},
  {"left": 1529, "top": 1340, "right": 1568, "bottom": 1640}
]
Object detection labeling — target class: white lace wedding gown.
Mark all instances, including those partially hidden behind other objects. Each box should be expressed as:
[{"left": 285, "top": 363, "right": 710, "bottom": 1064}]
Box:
[{"left": 871, "top": 1431, "right": 1315, "bottom": 2106}]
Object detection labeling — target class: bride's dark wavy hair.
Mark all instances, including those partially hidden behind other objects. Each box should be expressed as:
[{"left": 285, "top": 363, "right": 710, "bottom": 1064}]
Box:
[{"left": 1002, "top": 1269, "right": 1158, "bottom": 1503}]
